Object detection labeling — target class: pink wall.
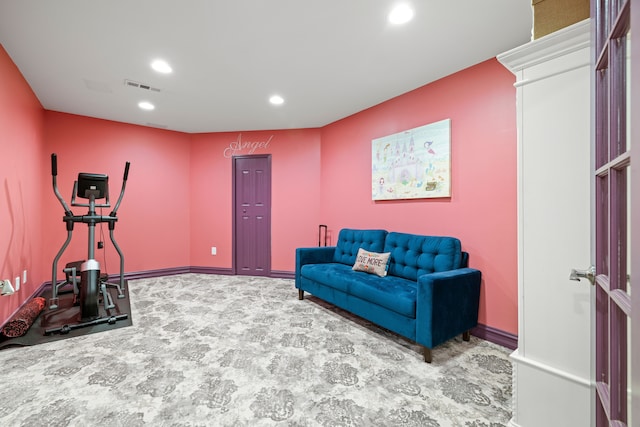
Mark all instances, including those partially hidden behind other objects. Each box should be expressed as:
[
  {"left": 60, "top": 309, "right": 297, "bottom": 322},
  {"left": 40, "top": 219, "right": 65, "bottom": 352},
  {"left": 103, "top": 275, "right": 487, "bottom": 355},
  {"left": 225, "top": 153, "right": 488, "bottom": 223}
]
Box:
[
  {"left": 190, "top": 129, "right": 322, "bottom": 272},
  {"left": 1, "top": 47, "right": 517, "bottom": 335},
  {"left": 42, "top": 112, "right": 192, "bottom": 277},
  {"left": 320, "top": 59, "right": 518, "bottom": 334},
  {"left": 0, "top": 45, "right": 45, "bottom": 323}
]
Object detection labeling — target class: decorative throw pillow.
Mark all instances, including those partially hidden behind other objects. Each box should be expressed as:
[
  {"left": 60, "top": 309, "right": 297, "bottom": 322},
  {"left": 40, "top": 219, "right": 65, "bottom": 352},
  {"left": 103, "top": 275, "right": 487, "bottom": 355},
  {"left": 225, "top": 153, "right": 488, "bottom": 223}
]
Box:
[{"left": 352, "top": 248, "right": 391, "bottom": 277}]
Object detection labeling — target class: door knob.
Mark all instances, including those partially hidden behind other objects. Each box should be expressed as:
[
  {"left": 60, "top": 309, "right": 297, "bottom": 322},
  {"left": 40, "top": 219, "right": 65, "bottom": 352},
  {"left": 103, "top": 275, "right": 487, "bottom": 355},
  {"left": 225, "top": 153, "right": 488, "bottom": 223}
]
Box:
[{"left": 569, "top": 266, "right": 596, "bottom": 285}]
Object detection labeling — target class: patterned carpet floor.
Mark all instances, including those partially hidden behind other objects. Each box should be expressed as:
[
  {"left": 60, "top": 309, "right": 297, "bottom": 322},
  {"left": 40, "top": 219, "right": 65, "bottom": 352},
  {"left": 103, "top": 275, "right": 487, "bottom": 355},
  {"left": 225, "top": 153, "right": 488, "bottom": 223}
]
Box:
[{"left": 0, "top": 273, "right": 512, "bottom": 426}]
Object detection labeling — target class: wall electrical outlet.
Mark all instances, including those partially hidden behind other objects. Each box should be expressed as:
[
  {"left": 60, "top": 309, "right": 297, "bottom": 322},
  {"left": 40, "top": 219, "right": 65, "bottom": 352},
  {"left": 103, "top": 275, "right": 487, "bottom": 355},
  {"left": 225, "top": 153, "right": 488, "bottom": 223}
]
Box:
[
  {"left": 211, "top": 247, "right": 217, "bottom": 255},
  {"left": 15, "top": 276, "right": 20, "bottom": 291},
  {"left": 23, "top": 270, "right": 27, "bottom": 285}
]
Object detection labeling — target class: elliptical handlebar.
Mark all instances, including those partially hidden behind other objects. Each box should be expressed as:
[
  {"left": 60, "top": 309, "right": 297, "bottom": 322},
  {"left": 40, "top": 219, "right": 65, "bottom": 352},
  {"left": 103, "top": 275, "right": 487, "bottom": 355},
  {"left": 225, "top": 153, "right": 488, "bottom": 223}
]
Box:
[
  {"left": 51, "top": 153, "right": 58, "bottom": 176},
  {"left": 110, "top": 161, "right": 130, "bottom": 217},
  {"left": 51, "top": 153, "right": 73, "bottom": 216}
]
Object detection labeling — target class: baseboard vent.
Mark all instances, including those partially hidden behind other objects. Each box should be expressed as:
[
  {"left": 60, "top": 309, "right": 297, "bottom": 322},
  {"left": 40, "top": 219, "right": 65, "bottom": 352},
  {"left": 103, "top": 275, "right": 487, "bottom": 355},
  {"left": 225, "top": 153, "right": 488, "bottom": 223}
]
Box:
[{"left": 124, "top": 79, "right": 161, "bottom": 92}]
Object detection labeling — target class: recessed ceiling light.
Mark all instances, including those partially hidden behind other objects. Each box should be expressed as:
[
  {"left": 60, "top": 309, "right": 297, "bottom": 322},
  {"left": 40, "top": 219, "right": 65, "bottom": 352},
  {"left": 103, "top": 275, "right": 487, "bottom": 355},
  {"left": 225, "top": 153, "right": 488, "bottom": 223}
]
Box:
[
  {"left": 138, "top": 101, "right": 155, "bottom": 111},
  {"left": 151, "top": 59, "right": 172, "bottom": 74},
  {"left": 388, "top": 4, "right": 414, "bottom": 25},
  {"left": 269, "top": 95, "right": 285, "bottom": 105}
]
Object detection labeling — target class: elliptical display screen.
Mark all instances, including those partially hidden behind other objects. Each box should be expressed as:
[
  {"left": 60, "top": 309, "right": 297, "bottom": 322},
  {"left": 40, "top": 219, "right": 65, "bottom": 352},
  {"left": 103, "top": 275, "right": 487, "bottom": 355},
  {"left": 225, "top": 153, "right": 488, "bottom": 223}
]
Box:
[{"left": 76, "top": 173, "right": 108, "bottom": 200}]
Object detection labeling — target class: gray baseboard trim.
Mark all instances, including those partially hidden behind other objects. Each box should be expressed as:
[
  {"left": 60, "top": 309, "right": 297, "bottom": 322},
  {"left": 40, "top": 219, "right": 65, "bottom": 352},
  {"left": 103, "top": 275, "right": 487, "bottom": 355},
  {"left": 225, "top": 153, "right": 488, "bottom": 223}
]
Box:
[{"left": 471, "top": 323, "right": 518, "bottom": 350}]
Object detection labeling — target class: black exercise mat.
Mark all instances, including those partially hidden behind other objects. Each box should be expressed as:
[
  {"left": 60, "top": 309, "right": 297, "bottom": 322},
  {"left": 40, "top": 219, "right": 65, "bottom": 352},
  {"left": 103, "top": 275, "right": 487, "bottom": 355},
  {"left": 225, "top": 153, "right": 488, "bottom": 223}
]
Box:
[{"left": 0, "top": 281, "right": 132, "bottom": 350}]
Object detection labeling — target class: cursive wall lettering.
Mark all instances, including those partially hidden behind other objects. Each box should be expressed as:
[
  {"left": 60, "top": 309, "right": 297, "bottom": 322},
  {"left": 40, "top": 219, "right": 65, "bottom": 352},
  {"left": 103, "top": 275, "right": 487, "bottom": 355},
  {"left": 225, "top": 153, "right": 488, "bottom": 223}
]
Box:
[{"left": 223, "top": 134, "right": 273, "bottom": 158}]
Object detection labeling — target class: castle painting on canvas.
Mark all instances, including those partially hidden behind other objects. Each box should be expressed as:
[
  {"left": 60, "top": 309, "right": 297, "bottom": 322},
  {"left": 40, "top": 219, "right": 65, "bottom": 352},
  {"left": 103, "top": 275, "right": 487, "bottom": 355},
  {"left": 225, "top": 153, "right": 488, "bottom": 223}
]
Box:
[{"left": 372, "top": 119, "right": 451, "bottom": 200}]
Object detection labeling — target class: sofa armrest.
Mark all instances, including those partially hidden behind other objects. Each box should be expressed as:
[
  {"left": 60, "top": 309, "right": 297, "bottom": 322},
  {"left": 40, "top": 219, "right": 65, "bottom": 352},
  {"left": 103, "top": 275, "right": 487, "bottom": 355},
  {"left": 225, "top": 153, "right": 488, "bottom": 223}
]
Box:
[
  {"left": 295, "top": 246, "right": 336, "bottom": 288},
  {"left": 415, "top": 268, "right": 481, "bottom": 349}
]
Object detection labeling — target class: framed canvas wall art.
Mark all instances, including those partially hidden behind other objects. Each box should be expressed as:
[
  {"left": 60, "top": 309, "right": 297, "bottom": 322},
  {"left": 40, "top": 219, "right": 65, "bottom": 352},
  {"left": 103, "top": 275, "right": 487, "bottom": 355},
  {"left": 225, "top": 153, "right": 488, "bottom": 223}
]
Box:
[{"left": 372, "top": 118, "right": 451, "bottom": 200}]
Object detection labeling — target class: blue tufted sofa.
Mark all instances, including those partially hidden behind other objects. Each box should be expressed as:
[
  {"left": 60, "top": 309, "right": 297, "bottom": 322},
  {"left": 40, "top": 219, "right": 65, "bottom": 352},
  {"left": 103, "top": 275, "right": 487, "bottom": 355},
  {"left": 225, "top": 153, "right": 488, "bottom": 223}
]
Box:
[{"left": 295, "top": 228, "right": 481, "bottom": 362}]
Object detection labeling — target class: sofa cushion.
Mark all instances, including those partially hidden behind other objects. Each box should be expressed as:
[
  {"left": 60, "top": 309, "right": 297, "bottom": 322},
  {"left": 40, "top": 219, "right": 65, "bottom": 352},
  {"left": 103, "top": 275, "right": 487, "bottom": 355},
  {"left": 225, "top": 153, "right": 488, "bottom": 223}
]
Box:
[
  {"left": 352, "top": 248, "right": 391, "bottom": 277},
  {"left": 384, "top": 232, "right": 462, "bottom": 281},
  {"left": 333, "top": 229, "right": 387, "bottom": 265},
  {"left": 348, "top": 274, "right": 416, "bottom": 318},
  {"left": 300, "top": 263, "right": 352, "bottom": 293},
  {"left": 300, "top": 262, "right": 416, "bottom": 318}
]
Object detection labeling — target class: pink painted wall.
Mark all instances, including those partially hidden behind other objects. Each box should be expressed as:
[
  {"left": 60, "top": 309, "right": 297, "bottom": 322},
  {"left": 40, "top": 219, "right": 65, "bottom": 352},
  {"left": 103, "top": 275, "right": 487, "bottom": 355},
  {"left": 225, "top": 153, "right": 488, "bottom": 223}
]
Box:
[
  {"left": 42, "top": 112, "right": 192, "bottom": 277},
  {"left": 190, "top": 129, "right": 322, "bottom": 272},
  {"left": 320, "top": 59, "right": 518, "bottom": 334},
  {"left": 0, "top": 45, "right": 45, "bottom": 323},
  {"left": 1, "top": 47, "right": 517, "bottom": 335}
]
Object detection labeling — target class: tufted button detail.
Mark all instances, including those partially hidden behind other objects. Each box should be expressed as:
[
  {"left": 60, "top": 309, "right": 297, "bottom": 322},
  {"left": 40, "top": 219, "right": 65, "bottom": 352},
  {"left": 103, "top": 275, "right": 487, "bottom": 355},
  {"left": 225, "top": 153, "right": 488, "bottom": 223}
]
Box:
[
  {"left": 333, "top": 229, "right": 388, "bottom": 265},
  {"left": 383, "top": 232, "right": 461, "bottom": 281}
]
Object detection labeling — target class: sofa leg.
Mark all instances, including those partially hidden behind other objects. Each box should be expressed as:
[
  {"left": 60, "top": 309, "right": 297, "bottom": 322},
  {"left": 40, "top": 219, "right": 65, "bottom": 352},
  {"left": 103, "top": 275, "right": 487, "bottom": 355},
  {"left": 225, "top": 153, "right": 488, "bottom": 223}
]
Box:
[
  {"left": 298, "top": 289, "right": 304, "bottom": 300},
  {"left": 423, "top": 346, "right": 432, "bottom": 363},
  {"left": 463, "top": 330, "right": 471, "bottom": 341}
]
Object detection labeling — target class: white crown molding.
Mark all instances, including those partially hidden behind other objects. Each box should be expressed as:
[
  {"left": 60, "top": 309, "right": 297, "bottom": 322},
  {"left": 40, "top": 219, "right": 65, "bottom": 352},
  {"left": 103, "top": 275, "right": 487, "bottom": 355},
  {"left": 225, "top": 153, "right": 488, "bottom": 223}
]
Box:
[{"left": 497, "top": 19, "right": 591, "bottom": 73}]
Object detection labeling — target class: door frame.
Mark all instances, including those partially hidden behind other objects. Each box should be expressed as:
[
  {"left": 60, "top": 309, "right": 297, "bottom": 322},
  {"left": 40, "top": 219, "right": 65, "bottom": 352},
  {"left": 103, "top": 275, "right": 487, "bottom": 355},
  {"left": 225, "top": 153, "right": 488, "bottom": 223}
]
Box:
[
  {"left": 591, "top": 0, "right": 638, "bottom": 424},
  {"left": 231, "top": 154, "right": 272, "bottom": 276},
  {"left": 630, "top": 0, "right": 639, "bottom": 423}
]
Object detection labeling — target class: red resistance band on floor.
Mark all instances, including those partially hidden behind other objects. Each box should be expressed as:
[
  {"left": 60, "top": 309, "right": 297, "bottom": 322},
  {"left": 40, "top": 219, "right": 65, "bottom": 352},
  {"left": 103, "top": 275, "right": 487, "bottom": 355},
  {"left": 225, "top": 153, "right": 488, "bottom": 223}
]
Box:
[{"left": 1, "top": 297, "right": 46, "bottom": 338}]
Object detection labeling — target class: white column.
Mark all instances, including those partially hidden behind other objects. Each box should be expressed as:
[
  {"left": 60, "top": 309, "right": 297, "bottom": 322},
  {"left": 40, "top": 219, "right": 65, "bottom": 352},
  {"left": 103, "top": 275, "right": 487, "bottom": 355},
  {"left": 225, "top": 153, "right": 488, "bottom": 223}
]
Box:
[{"left": 498, "top": 20, "right": 592, "bottom": 427}]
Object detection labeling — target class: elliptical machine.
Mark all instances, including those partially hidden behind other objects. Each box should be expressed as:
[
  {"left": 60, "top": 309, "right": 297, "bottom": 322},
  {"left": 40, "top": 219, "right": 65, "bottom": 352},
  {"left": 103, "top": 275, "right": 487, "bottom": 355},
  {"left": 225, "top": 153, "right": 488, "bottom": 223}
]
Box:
[{"left": 46, "top": 153, "right": 131, "bottom": 334}]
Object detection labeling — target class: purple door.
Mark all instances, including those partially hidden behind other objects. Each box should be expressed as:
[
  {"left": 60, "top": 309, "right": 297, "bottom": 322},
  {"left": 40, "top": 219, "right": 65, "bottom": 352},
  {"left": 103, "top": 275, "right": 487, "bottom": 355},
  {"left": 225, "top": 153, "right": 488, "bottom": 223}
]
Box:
[
  {"left": 233, "top": 155, "right": 271, "bottom": 276},
  {"left": 592, "top": 0, "right": 637, "bottom": 424}
]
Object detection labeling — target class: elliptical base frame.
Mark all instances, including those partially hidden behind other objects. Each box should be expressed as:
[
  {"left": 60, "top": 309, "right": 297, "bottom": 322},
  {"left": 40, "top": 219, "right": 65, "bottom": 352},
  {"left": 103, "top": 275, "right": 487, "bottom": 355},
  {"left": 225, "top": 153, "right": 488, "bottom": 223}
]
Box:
[{"left": 41, "top": 279, "right": 130, "bottom": 336}]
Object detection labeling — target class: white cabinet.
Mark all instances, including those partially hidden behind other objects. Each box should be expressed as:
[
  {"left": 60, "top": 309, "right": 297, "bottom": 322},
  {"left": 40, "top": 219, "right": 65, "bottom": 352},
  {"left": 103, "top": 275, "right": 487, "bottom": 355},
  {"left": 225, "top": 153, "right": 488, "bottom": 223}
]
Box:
[{"left": 498, "top": 20, "right": 592, "bottom": 427}]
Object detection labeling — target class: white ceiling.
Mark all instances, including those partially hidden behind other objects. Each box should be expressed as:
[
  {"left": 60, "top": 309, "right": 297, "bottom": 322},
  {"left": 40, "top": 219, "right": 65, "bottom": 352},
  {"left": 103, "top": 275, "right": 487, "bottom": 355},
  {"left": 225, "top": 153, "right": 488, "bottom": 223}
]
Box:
[{"left": 0, "top": 1, "right": 533, "bottom": 134}]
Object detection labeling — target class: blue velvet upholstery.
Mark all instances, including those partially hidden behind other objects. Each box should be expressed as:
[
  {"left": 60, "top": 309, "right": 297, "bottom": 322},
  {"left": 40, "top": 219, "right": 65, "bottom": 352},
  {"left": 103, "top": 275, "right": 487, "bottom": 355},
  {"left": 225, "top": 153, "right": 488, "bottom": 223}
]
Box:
[
  {"left": 332, "top": 229, "right": 387, "bottom": 264},
  {"left": 415, "top": 268, "right": 481, "bottom": 348},
  {"left": 301, "top": 263, "right": 416, "bottom": 317},
  {"left": 295, "top": 228, "right": 481, "bottom": 361},
  {"left": 384, "top": 232, "right": 462, "bottom": 280}
]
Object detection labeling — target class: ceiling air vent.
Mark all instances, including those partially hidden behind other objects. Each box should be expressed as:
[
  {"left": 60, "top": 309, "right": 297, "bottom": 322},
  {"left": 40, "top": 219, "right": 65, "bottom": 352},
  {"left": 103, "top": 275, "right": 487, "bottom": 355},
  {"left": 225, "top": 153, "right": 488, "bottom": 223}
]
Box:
[{"left": 124, "top": 79, "right": 161, "bottom": 92}]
